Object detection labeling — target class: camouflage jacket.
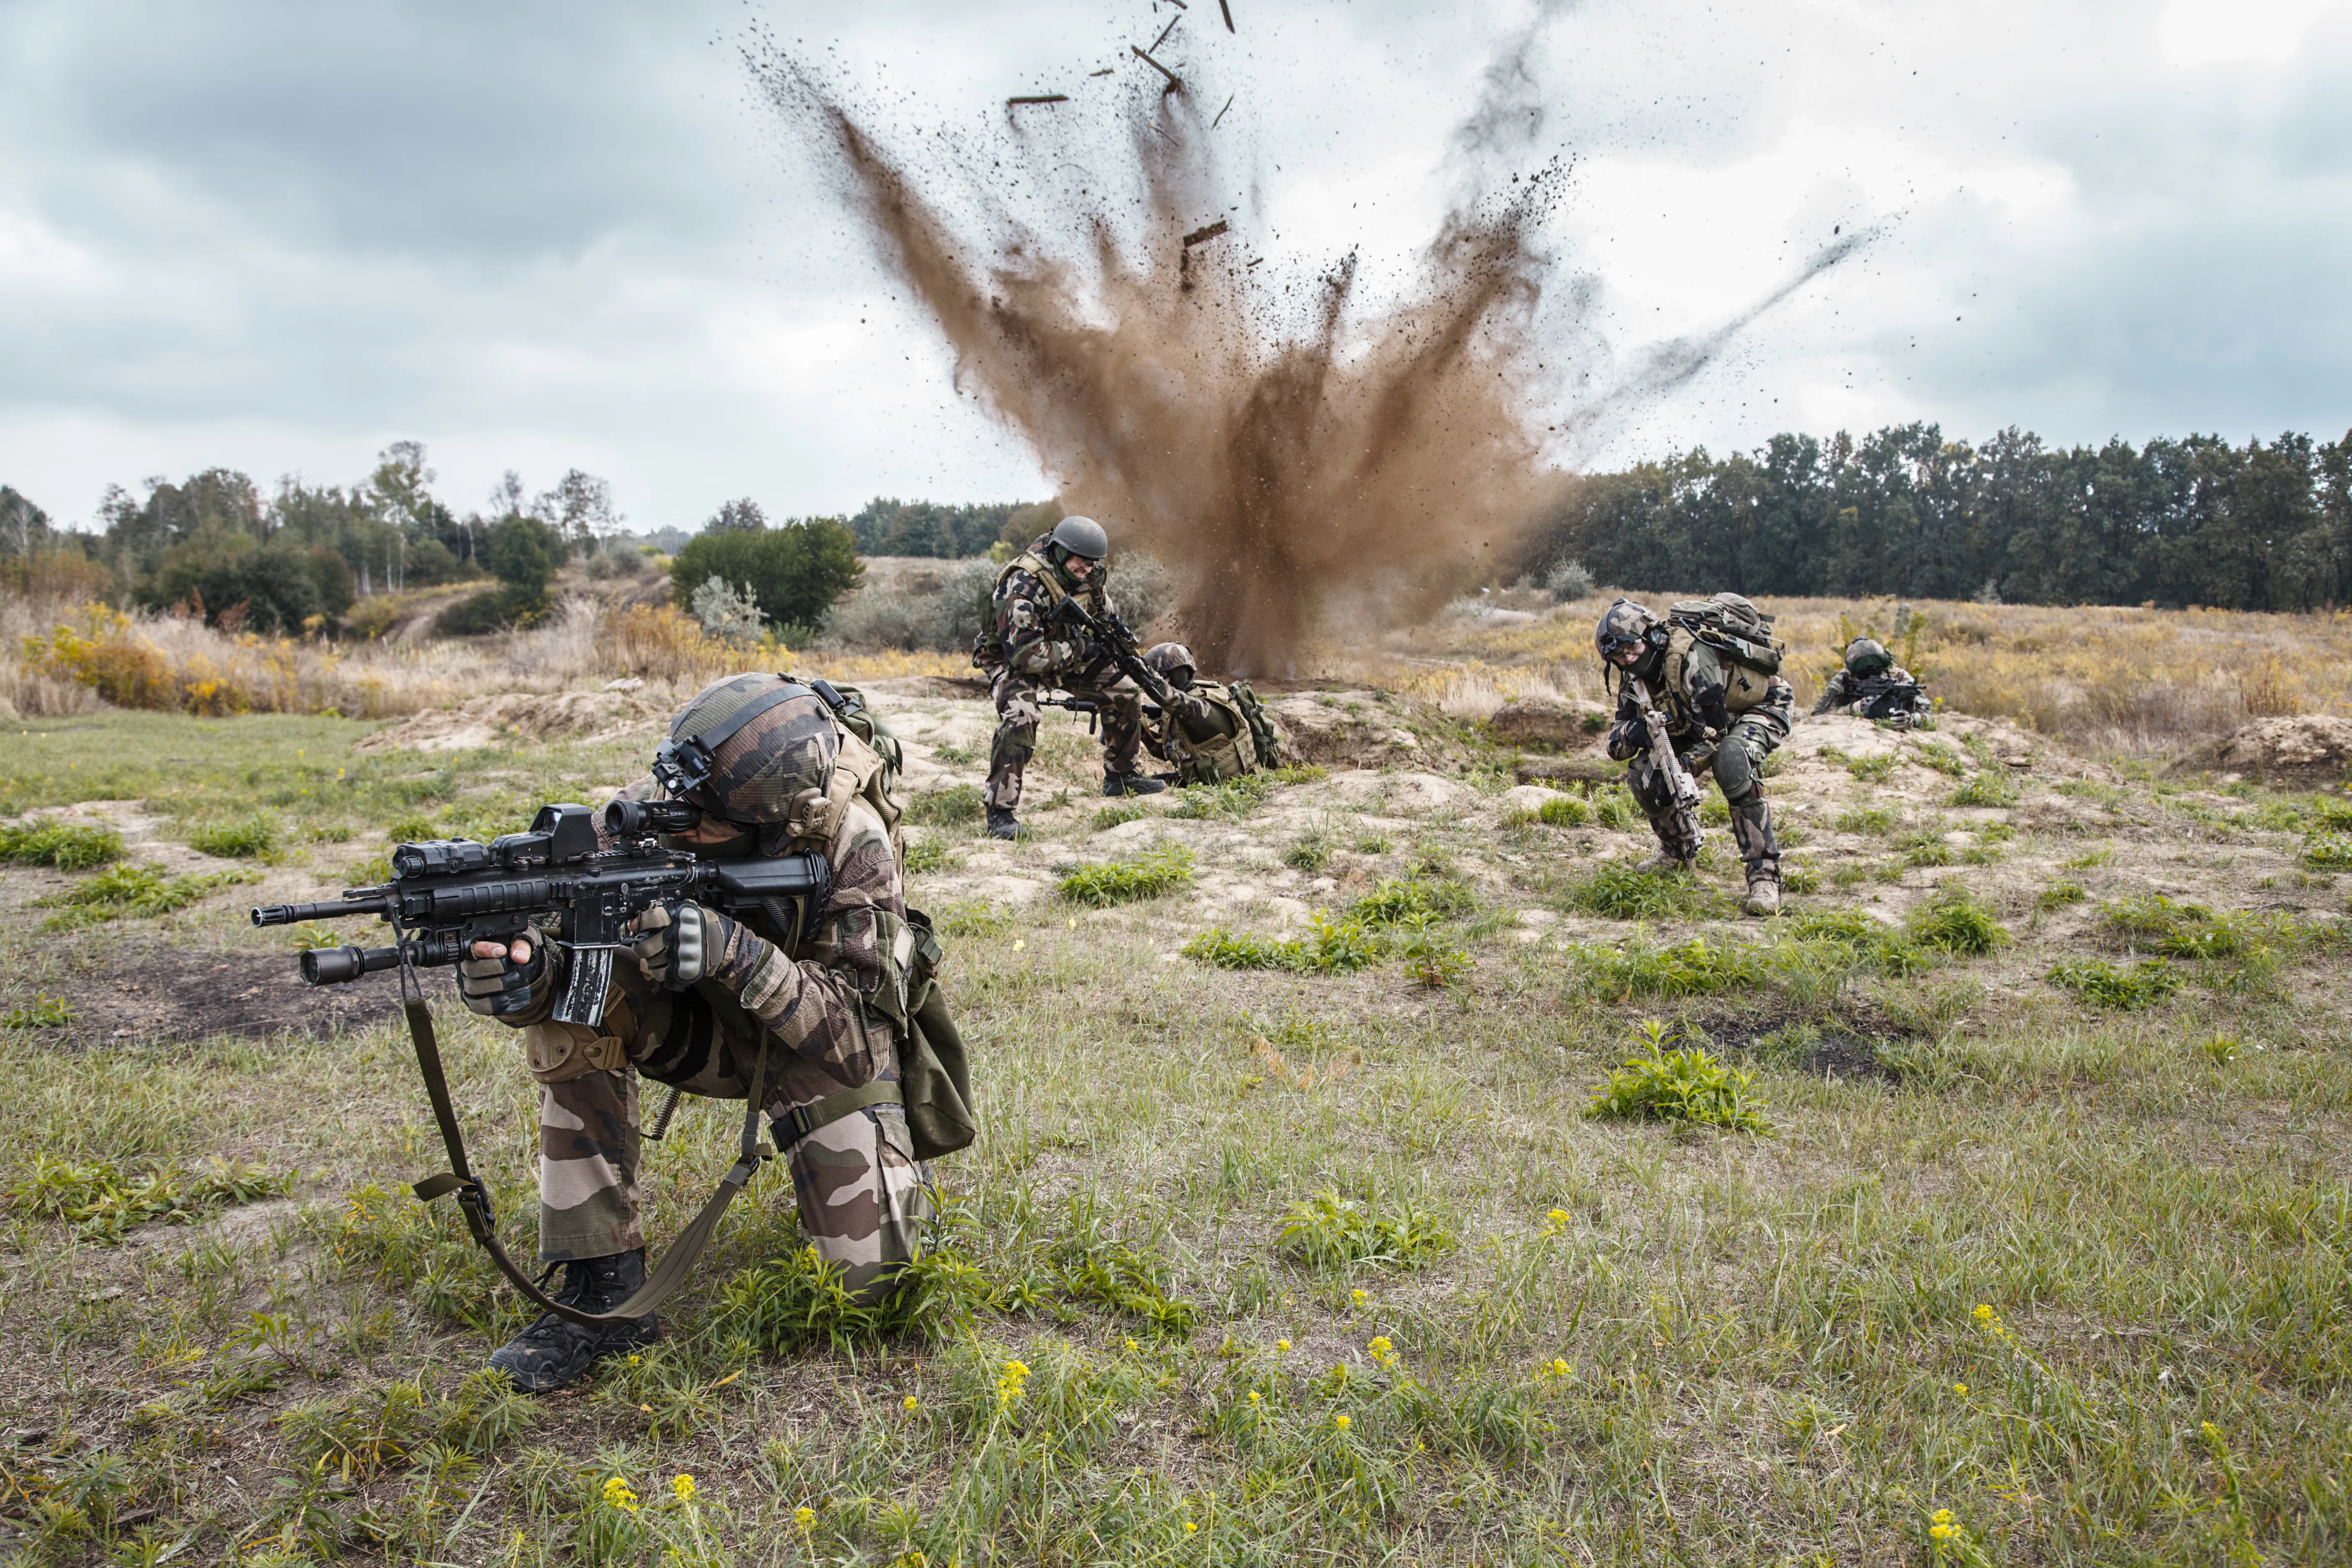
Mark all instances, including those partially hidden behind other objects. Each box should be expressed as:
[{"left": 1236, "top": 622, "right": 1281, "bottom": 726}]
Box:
[
  {"left": 1608, "top": 631, "right": 1793, "bottom": 762},
  {"left": 497, "top": 793, "right": 910, "bottom": 1099},
  {"left": 993, "top": 534, "right": 1114, "bottom": 679}
]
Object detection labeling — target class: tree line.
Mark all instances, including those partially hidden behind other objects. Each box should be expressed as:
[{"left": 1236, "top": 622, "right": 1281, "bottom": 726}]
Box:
[{"left": 1520, "top": 424, "right": 2352, "bottom": 612}]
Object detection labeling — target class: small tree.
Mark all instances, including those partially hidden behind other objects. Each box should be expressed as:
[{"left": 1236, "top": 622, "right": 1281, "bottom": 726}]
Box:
[{"left": 670, "top": 516, "right": 861, "bottom": 637}]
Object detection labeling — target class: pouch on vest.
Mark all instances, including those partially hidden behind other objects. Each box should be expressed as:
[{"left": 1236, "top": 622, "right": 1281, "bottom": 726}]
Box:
[
  {"left": 1231, "top": 681, "right": 1284, "bottom": 769},
  {"left": 1669, "top": 594, "right": 1785, "bottom": 677},
  {"left": 896, "top": 907, "right": 976, "bottom": 1161}
]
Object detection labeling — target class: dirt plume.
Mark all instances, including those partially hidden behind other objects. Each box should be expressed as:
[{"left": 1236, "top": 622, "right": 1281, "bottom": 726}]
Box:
[{"left": 751, "top": 17, "right": 1860, "bottom": 675}]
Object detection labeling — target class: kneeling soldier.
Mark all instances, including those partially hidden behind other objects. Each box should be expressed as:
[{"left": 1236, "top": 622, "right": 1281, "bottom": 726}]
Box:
[
  {"left": 1595, "top": 595, "right": 1795, "bottom": 916},
  {"left": 456, "top": 673, "right": 932, "bottom": 1390},
  {"left": 1140, "top": 642, "right": 1285, "bottom": 784}
]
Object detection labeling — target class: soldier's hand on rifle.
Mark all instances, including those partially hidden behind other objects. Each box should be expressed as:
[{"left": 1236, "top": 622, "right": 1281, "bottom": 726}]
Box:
[
  {"left": 629, "top": 902, "right": 732, "bottom": 990},
  {"left": 459, "top": 939, "right": 540, "bottom": 1018}
]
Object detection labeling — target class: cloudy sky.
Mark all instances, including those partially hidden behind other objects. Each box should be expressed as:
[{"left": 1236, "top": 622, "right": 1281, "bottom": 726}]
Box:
[{"left": 3, "top": 0, "right": 2348, "bottom": 533}]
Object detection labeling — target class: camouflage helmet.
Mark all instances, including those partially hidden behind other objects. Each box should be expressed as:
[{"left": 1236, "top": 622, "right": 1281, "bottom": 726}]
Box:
[
  {"left": 1048, "top": 515, "right": 1110, "bottom": 562},
  {"left": 1843, "top": 637, "right": 1893, "bottom": 678},
  {"left": 1144, "top": 641, "right": 1197, "bottom": 688},
  {"left": 1594, "top": 598, "right": 1660, "bottom": 665},
  {"left": 652, "top": 673, "right": 837, "bottom": 826}
]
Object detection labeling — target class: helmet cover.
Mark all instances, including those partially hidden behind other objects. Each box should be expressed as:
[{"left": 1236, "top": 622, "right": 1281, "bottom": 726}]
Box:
[
  {"left": 1594, "top": 597, "right": 1658, "bottom": 663},
  {"left": 661, "top": 673, "right": 838, "bottom": 825},
  {"left": 1144, "top": 641, "right": 1197, "bottom": 688},
  {"left": 1844, "top": 637, "right": 1893, "bottom": 677}
]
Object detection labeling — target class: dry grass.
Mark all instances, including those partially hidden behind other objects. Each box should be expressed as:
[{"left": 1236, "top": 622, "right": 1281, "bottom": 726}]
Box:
[{"left": 1389, "top": 591, "right": 2352, "bottom": 753}]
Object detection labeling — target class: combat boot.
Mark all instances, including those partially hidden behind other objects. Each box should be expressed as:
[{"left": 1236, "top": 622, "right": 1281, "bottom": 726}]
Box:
[
  {"left": 1103, "top": 771, "right": 1169, "bottom": 797},
  {"left": 486, "top": 1249, "right": 657, "bottom": 1392},
  {"left": 1742, "top": 868, "right": 1782, "bottom": 917},
  {"left": 985, "top": 807, "right": 1028, "bottom": 841}
]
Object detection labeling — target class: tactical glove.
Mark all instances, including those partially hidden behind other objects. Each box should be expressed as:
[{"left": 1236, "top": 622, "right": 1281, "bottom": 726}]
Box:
[
  {"left": 630, "top": 901, "right": 735, "bottom": 990},
  {"left": 1694, "top": 685, "right": 1733, "bottom": 737},
  {"left": 458, "top": 944, "right": 544, "bottom": 1019},
  {"left": 1617, "top": 714, "right": 1652, "bottom": 752}
]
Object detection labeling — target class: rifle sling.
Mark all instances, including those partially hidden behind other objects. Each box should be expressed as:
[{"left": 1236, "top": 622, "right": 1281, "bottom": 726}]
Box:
[{"left": 401, "top": 996, "right": 887, "bottom": 1328}]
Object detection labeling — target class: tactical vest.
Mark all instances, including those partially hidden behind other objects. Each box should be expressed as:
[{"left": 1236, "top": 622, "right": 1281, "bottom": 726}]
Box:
[
  {"left": 1660, "top": 627, "right": 1776, "bottom": 729},
  {"left": 1165, "top": 681, "right": 1268, "bottom": 784},
  {"left": 970, "top": 549, "right": 1104, "bottom": 672}
]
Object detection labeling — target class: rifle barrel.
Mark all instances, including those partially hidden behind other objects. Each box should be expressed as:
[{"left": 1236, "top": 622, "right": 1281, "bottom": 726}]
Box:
[{"left": 252, "top": 896, "right": 391, "bottom": 927}]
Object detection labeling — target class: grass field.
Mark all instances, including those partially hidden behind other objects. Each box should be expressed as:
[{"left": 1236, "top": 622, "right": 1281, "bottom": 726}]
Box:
[{"left": 2, "top": 671, "right": 2349, "bottom": 1564}]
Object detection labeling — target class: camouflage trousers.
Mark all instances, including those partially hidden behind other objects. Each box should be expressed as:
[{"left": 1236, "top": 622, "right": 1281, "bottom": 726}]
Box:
[
  {"left": 985, "top": 668, "right": 1144, "bottom": 811},
  {"left": 1627, "top": 708, "right": 1789, "bottom": 877},
  {"left": 534, "top": 998, "right": 930, "bottom": 1301}
]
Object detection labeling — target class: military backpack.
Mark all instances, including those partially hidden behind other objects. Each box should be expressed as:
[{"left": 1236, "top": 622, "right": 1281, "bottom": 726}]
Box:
[
  {"left": 1668, "top": 593, "right": 1785, "bottom": 677},
  {"left": 1163, "top": 680, "right": 1285, "bottom": 785}
]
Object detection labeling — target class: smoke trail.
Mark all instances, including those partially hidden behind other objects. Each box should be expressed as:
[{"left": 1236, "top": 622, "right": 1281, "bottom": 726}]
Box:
[{"left": 751, "top": 15, "right": 1856, "bottom": 673}]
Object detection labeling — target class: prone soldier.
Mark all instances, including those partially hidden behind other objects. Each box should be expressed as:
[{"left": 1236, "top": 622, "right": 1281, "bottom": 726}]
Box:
[
  {"left": 1813, "top": 637, "right": 1933, "bottom": 726},
  {"left": 973, "top": 516, "right": 1166, "bottom": 840},
  {"left": 455, "top": 673, "right": 933, "bottom": 1390},
  {"left": 1595, "top": 595, "right": 1795, "bottom": 916}
]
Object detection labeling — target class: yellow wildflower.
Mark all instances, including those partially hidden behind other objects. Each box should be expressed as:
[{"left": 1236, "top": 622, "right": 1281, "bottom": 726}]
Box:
[
  {"left": 1123, "top": 1338, "right": 1138, "bottom": 1352},
  {"left": 1334, "top": 1413, "right": 1351, "bottom": 1429},
  {"left": 1972, "top": 1304, "right": 1993, "bottom": 1321},
  {"left": 903, "top": 1395, "right": 919, "bottom": 1410},
  {"left": 1930, "top": 1523, "right": 1953, "bottom": 1542},
  {"left": 1351, "top": 1288, "right": 1367, "bottom": 1304},
  {"left": 1246, "top": 1390, "right": 1261, "bottom": 1404},
  {"left": 1276, "top": 1339, "right": 1292, "bottom": 1353},
  {"left": 794, "top": 1506, "right": 816, "bottom": 1529},
  {"left": 672, "top": 1474, "right": 696, "bottom": 1503},
  {"left": 1367, "top": 1336, "right": 1398, "bottom": 1369},
  {"left": 1952, "top": 1382, "right": 1968, "bottom": 1396},
  {"left": 1013, "top": 939, "right": 1025, "bottom": 951},
  {"left": 1183, "top": 1521, "right": 1198, "bottom": 1534},
  {"left": 601, "top": 1476, "right": 639, "bottom": 1515},
  {"left": 1932, "top": 1509, "right": 1953, "bottom": 1525}
]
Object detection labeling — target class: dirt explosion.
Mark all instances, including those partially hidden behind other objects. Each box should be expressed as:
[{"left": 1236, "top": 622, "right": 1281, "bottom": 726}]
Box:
[{"left": 751, "top": 16, "right": 1860, "bottom": 674}]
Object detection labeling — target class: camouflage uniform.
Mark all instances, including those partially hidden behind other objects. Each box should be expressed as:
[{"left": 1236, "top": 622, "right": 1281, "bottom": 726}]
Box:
[
  {"left": 1139, "top": 642, "right": 1273, "bottom": 782},
  {"left": 1599, "top": 599, "right": 1794, "bottom": 890},
  {"left": 983, "top": 534, "right": 1145, "bottom": 812},
  {"left": 1813, "top": 640, "right": 1932, "bottom": 723},
  {"left": 480, "top": 676, "right": 930, "bottom": 1300}
]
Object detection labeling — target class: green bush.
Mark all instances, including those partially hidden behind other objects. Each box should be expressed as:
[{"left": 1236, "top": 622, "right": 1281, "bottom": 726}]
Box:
[
  {"left": 0, "top": 820, "right": 124, "bottom": 870},
  {"left": 2037, "top": 880, "right": 2087, "bottom": 910},
  {"left": 1059, "top": 843, "right": 1194, "bottom": 906},
  {"left": 906, "top": 783, "right": 985, "bottom": 827},
  {"left": 1166, "top": 775, "right": 1276, "bottom": 820},
  {"left": 9, "top": 1154, "right": 287, "bottom": 1244},
  {"left": 1281, "top": 832, "right": 1333, "bottom": 872},
  {"left": 1950, "top": 771, "right": 2021, "bottom": 808},
  {"left": 1278, "top": 1188, "right": 1455, "bottom": 1270},
  {"left": 1395, "top": 915, "right": 1471, "bottom": 989},
  {"left": 1504, "top": 794, "right": 1591, "bottom": 829},
  {"left": 1906, "top": 885, "right": 2007, "bottom": 955},
  {"left": 1845, "top": 753, "right": 1898, "bottom": 783},
  {"left": 712, "top": 1238, "right": 992, "bottom": 1352},
  {"left": 189, "top": 814, "right": 275, "bottom": 859},
  {"left": 1591, "top": 789, "right": 1640, "bottom": 830},
  {"left": 670, "top": 515, "right": 863, "bottom": 634},
  {"left": 1092, "top": 801, "right": 1152, "bottom": 832},
  {"left": 903, "top": 836, "right": 960, "bottom": 874},
  {"left": 1587, "top": 1020, "right": 1769, "bottom": 1133},
  {"left": 1910, "top": 740, "right": 1969, "bottom": 777},
  {"left": 2048, "top": 957, "right": 2184, "bottom": 1009}
]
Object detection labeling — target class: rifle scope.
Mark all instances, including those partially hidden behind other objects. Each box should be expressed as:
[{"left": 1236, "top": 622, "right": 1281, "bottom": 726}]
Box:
[{"left": 602, "top": 798, "right": 704, "bottom": 838}]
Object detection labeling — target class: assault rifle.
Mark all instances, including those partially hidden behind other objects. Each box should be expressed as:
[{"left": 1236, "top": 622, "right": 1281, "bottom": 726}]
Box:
[
  {"left": 1044, "top": 596, "right": 1181, "bottom": 709},
  {"left": 1854, "top": 674, "right": 1929, "bottom": 725},
  {"left": 250, "top": 801, "right": 830, "bottom": 1031},
  {"left": 1627, "top": 675, "right": 1706, "bottom": 857}
]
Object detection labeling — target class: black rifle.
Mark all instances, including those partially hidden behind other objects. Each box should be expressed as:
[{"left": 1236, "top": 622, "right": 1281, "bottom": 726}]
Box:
[
  {"left": 1854, "top": 675, "right": 1927, "bottom": 722},
  {"left": 1045, "top": 596, "right": 1182, "bottom": 709},
  {"left": 251, "top": 801, "right": 829, "bottom": 1032},
  {"left": 248, "top": 798, "right": 833, "bottom": 1331}
]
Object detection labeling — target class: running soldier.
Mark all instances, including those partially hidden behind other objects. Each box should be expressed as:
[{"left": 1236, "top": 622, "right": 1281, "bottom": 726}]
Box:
[
  {"left": 1595, "top": 595, "right": 1795, "bottom": 916},
  {"left": 455, "top": 673, "right": 931, "bottom": 1390},
  {"left": 974, "top": 516, "right": 1166, "bottom": 840}
]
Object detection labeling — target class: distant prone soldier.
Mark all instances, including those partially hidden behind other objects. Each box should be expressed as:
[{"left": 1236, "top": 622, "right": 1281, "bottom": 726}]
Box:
[
  {"left": 1812, "top": 638, "right": 1934, "bottom": 727},
  {"left": 972, "top": 516, "right": 1166, "bottom": 841},
  {"left": 1139, "top": 642, "right": 1287, "bottom": 784},
  {"left": 1595, "top": 593, "right": 1795, "bottom": 916}
]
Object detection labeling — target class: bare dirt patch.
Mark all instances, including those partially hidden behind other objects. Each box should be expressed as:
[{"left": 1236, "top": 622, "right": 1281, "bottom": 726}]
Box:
[
  {"left": 34, "top": 940, "right": 405, "bottom": 1047},
  {"left": 353, "top": 689, "right": 667, "bottom": 753}
]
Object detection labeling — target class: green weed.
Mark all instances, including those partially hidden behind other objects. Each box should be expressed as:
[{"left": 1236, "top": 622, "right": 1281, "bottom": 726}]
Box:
[
  {"left": 1395, "top": 916, "right": 1472, "bottom": 990},
  {"left": 1184, "top": 913, "right": 1380, "bottom": 975},
  {"left": 188, "top": 814, "right": 276, "bottom": 858},
  {"left": 903, "top": 836, "right": 960, "bottom": 875},
  {"left": 1282, "top": 829, "right": 1334, "bottom": 872},
  {"left": 1950, "top": 771, "right": 2021, "bottom": 808},
  {"left": 1278, "top": 1188, "right": 1455, "bottom": 1271},
  {"left": 1587, "top": 1020, "right": 1769, "bottom": 1133},
  {"left": 712, "top": 1238, "right": 995, "bottom": 1353},
  {"left": 1351, "top": 875, "right": 1475, "bottom": 926},
  {"left": 1845, "top": 752, "right": 1899, "bottom": 783},
  {"left": 2038, "top": 880, "right": 2087, "bottom": 910},
  {"left": 0, "top": 819, "right": 124, "bottom": 869},
  {"left": 904, "top": 784, "right": 984, "bottom": 827},
  {"left": 1569, "top": 936, "right": 1768, "bottom": 999},
  {"left": 1167, "top": 775, "right": 1276, "bottom": 820},
  {"left": 936, "top": 900, "right": 1014, "bottom": 937},
  {"left": 8, "top": 1155, "right": 288, "bottom": 1243},
  {"left": 1505, "top": 794, "right": 1591, "bottom": 829},
  {"left": 1351, "top": 831, "right": 1393, "bottom": 855},
  {"left": 2302, "top": 831, "right": 2352, "bottom": 871},
  {"left": 35, "top": 862, "right": 261, "bottom": 928},
  {"left": 1591, "top": 788, "right": 1640, "bottom": 830},
  {"left": 2048, "top": 957, "right": 2184, "bottom": 1009},
  {"left": 1, "top": 995, "right": 73, "bottom": 1029},
  {"left": 1058, "top": 843, "right": 1194, "bottom": 906},
  {"left": 1092, "top": 801, "right": 1151, "bottom": 832},
  {"left": 1558, "top": 860, "right": 1718, "bottom": 921},
  {"left": 1907, "top": 886, "right": 2008, "bottom": 955},
  {"left": 1910, "top": 740, "right": 1970, "bottom": 777}
]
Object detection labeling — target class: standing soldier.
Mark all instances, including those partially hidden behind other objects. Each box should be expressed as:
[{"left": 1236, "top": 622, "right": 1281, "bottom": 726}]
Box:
[
  {"left": 1595, "top": 595, "right": 1795, "bottom": 916},
  {"left": 1812, "top": 637, "right": 1933, "bottom": 726},
  {"left": 972, "top": 516, "right": 1166, "bottom": 841},
  {"left": 454, "top": 673, "right": 934, "bottom": 1390}
]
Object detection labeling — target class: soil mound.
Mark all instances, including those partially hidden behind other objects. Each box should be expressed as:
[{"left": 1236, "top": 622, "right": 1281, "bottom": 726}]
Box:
[
  {"left": 2165, "top": 716, "right": 2352, "bottom": 786},
  {"left": 1488, "top": 696, "right": 1610, "bottom": 750},
  {"left": 355, "top": 691, "right": 666, "bottom": 754},
  {"left": 1266, "top": 693, "right": 1440, "bottom": 770}
]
